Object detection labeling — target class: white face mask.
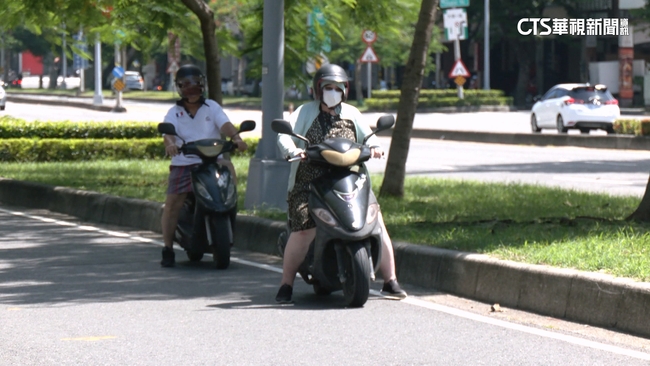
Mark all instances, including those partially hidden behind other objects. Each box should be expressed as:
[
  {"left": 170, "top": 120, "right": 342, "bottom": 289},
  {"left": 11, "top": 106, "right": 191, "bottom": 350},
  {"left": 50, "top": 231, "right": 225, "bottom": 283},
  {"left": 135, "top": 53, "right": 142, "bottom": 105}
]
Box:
[{"left": 322, "top": 89, "right": 343, "bottom": 107}]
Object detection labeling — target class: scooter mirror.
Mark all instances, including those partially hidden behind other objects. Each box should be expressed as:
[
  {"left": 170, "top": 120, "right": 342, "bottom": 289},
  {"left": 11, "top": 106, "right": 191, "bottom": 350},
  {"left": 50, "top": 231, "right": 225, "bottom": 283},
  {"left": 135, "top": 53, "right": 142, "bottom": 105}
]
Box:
[
  {"left": 158, "top": 123, "right": 177, "bottom": 136},
  {"left": 271, "top": 119, "right": 294, "bottom": 135},
  {"left": 363, "top": 114, "right": 395, "bottom": 144},
  {"left": 239, "top": 120, "right": 256, "bottom": 133},
  {"left": 376, "top": 115, "right": 395, "bottom": 131}
]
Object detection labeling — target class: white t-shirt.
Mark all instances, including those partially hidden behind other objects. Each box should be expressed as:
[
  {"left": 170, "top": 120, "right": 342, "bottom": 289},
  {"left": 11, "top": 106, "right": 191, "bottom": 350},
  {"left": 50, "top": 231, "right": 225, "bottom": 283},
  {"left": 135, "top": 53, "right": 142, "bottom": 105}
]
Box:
[{"left": 163, "top": 98, "right": 230, "bottom": 166}]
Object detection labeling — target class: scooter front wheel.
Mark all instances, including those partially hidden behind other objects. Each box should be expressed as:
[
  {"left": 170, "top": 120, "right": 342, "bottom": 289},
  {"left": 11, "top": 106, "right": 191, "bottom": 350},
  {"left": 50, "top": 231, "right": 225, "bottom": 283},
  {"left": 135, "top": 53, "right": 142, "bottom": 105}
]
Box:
[
  {"left": 342, "top": 242, "right": 371, "bottom": 307},
  {"left": 209, "top": 215, "right": 232, "bottom": 269}
]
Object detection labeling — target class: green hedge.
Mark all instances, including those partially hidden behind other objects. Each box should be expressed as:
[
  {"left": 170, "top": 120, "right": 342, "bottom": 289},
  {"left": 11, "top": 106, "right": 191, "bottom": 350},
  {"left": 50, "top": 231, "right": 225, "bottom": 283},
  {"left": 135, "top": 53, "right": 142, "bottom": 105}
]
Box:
[
  {"left": 613, "top": 118, "right": 650, "bottom": 136},
  {"left": 365, "top": 96, "right": 513, "bottom": 111},
  {"left": 370, "top": 89, "right": 506, "bottom": 99},
  {"left": 0, "top": 137, "right": 259, "bottom": 162},
  {"left": 0, "top": 116, "right": 160, "bottom": 139}
]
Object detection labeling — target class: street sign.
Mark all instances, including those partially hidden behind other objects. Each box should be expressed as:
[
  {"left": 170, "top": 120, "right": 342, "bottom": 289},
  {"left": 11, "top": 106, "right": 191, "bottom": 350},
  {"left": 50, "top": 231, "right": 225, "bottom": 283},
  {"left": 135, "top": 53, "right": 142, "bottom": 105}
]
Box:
[
  {"left": 307, "top": 7, "right": 331, "bottom": 53},
  {"left": 443, "top": 8, "right": 468, "bottom": 41},
  {"left": 440, "top": 0, "right": 470, "bottom": 8},
  {"left": 454, "top": 76, "right": 466, "bottom": 86},
  {"left": 112, "top": 66, "right": 125, "bottom": 79},
  {"left": 113, "top": 78, "right": 125, "bottom": 91},
  {"left": 449, "top": 59, "right": 470, "bottom": 78},
  {"left": 362, "top": 30, "right": 376, "bottom": 44},
  {"left": 359, "top": 46, "right": 379, "bottom": 63}
]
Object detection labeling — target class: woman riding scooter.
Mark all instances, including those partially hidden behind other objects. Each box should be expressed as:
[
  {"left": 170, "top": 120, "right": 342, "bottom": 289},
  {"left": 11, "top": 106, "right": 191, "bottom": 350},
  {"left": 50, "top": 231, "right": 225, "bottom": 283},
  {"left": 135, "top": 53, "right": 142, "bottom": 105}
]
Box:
[
  {"left": 160, "top": 64, "right": 248, "bottom": 267},
  {"left": 275, "top": 64, "right": 407, "bottom": 303}
]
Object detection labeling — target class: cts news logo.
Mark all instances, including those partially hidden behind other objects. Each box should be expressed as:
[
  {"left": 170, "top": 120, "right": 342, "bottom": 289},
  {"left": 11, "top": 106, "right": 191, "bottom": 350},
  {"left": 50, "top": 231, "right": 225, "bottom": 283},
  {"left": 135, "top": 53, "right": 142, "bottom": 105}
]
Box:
[{"left": 517, "top": 18, "right": 554, "bottom": 36}]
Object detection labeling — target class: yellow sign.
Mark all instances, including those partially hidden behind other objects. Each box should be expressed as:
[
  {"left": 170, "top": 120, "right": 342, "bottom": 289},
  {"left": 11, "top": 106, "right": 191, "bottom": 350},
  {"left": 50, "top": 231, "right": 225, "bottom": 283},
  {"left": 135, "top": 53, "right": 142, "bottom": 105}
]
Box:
[
  {"left": 113, "top": 79, "right": 125, "bottom": 91},
  {"left": 454, "top": 76, "right": 466, "bottom": 86}
]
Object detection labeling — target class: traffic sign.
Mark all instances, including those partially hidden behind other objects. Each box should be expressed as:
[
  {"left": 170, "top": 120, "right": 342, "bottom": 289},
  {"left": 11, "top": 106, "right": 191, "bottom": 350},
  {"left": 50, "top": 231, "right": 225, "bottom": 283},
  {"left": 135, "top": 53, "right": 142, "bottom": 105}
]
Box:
[
  {"left": 454, "top": 76, "right": 466, "bottom": 86},
  {"left": 113, "top": 78, "right": 125, "bottom": 91},
  {"left": 359, "top": 46, "right": 379, "bottom": 63},
  {"left": 443, "top": 8, "right": 468, "bottom": 41},
  {"left": 112, "top": 66, "right": 125, "bottom": 79},
  {"left": 167, "top": 61, "right": 179, "bottom": 74},
  {"left": 449, "top": 59, "right": 470, "bottom": 78},
  {"left": 441, "top": 0, "right": 470, "bottom": 8},
  {"left": 362, "top": 30, "right": 377, "bottom": 44}
]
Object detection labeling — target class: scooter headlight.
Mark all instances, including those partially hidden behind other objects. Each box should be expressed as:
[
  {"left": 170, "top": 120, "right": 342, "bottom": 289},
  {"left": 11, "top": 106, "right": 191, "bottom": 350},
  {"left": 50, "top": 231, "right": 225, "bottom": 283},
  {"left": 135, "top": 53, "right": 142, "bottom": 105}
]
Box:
[
  {"left": 366, "top": 203, "right": 379, "bottom": 224},
  {"left": 195, "top": 182, "right": 213, "bottom": 201},
  {"left": 312, "top": 208, "right": 337, "bottom": 227}
]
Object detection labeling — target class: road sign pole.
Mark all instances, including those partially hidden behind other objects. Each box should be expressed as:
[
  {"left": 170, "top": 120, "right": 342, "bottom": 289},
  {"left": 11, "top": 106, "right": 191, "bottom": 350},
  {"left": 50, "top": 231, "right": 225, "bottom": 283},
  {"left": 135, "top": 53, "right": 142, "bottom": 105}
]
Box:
[
  {"left": 93, "top": 33, "right": 104, "bottom": 106},
  {"left": 367, "top": 63, "right": 372, "bottom": 99},
  {"left": 455, "top": 37, "right": 464, "bottom": 99},
  {"left": 484, "top": 0, "right": 490, "bottom": 90},
  {"left": 113, "top": 43, "right": 126, "bottom": 113}
]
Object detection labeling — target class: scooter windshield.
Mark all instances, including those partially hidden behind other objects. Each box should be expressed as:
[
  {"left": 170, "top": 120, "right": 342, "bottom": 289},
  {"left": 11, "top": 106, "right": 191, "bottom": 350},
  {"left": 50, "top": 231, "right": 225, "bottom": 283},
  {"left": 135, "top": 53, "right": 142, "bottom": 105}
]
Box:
[{"left": 195, "top": 139, "right": 224, "bottom": 157}]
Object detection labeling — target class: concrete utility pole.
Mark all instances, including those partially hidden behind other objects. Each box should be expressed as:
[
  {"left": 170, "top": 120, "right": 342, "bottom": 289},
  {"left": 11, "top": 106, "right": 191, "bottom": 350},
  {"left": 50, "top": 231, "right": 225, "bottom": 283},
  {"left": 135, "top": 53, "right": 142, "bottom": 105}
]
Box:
[
  {"left": 93, "top": 33, "right": 103, "bottom": 106},
  {"left": 244, "top": 0, "right": 290, "bottom": 211},
  {"left": 484, "top": 0, "right": 490, "bottom": 90}
]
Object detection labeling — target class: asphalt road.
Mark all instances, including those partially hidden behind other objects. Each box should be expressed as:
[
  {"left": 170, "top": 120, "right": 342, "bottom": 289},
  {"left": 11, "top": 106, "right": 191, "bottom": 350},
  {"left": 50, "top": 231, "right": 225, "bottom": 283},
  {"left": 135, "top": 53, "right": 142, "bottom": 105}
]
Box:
[
  {"left": 2, "top": 206, "right": 650, "bottom": 365},
  {"left": 366, "top": 137, "right": 649, "bottom": 197}
]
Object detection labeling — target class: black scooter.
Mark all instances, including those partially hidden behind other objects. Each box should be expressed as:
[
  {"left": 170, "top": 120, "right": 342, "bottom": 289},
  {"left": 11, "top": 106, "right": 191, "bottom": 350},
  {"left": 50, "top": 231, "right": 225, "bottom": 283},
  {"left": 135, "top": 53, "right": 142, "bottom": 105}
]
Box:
[
  {"left": 158, "top": 120, "right": 256, "bottom": 269},
  {"left": 272, "top": 115, "right": 395, "bottom": 307}
]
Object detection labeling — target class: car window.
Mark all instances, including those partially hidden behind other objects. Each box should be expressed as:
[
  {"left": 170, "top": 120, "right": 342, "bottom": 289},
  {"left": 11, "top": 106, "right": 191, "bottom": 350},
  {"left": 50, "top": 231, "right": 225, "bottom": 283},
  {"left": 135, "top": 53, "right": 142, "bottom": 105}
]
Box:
[
  {"left": 570, "top": 87, "right": 614, "bottom": 102},
  {"left": 541, "top": 88, "right": 556, "bottom": 100},
  {"left": 555, "top": 89, "right": 569, "bottom": 98}
]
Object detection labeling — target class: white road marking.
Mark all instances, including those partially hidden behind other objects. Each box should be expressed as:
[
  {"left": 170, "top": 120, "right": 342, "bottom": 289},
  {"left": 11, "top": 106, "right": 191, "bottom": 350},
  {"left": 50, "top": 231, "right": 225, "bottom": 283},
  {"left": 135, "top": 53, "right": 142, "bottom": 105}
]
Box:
[{"left": 2, "top": 206, "right": 649, "bottom": 361}]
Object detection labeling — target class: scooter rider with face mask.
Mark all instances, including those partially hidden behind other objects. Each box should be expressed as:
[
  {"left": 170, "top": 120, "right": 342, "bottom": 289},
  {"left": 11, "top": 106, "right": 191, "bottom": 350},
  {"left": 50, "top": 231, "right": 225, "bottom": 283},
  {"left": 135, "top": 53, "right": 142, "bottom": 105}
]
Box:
[{"left": 275, "top": 63, "right": 407, "bottom": 303}]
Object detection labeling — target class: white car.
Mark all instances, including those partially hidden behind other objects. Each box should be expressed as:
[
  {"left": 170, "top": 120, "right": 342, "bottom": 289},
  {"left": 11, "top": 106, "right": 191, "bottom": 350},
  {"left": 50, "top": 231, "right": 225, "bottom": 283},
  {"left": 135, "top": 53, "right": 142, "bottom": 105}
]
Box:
[
  {"left": 531, "top": 83, "right": 620, "bottom": 134},
  {"left": 0, "top": 83, "right": 6, "bottom": 110}
]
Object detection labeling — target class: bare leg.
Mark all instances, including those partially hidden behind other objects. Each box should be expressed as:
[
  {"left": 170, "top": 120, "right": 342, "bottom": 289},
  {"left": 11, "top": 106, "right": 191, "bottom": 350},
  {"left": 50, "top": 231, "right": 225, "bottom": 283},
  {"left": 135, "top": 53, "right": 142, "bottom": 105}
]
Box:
[
  {"left": 378, "top": 211, "right": 397, "bottom": 282},
  {"left": 161, "top": 193, "right": 188, "bottom": 248},
  {"left": 280, "top": 228, "right": 316, "bottom": 286}
]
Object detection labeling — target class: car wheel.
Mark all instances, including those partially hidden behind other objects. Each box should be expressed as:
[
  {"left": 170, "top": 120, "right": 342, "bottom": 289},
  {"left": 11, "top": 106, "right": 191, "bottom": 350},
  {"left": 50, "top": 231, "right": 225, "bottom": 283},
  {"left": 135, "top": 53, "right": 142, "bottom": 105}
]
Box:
[
  {"left": 531, "top": 114, "right": 541, "bottom": 133},
  {"left": 579, "top": 128, "right": 590, "bottom": 134},
  {"left": 0, "top": 106, "right": 4, "bottom": 111},
  {"left": 556, "top": 115, "right": 567, "bottom": 133},
  {"left": 606, "top": 126, "right": 616, "bottom": 135}
]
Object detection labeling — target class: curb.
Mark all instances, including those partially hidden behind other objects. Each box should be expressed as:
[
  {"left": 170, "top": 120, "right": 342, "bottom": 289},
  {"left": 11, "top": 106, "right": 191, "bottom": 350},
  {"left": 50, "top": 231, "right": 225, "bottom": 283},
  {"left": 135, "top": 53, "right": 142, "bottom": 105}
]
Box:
[
  {"left": 6, "top": 95, "right": 114, "bottom": 112},
  {"left": 1, "top": 177, "right": 648, "bottom": 338},
  {"left": 387, "top": 129, "right": 650, "bottom": 151}
]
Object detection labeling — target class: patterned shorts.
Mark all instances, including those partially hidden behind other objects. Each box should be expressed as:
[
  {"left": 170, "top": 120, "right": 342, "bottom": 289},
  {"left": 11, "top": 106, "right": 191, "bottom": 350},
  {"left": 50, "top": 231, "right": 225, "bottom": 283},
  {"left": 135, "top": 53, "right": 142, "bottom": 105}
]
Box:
[{"left": 166, "top": 164, "right": 199, "bottom": 195}]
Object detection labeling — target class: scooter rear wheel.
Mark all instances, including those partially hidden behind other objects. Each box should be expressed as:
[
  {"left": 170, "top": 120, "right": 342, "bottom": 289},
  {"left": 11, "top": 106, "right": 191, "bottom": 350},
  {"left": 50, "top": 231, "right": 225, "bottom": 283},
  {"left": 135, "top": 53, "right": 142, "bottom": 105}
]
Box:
[{"left": 342, "top": 242, "right": 371, "bottom": 307}]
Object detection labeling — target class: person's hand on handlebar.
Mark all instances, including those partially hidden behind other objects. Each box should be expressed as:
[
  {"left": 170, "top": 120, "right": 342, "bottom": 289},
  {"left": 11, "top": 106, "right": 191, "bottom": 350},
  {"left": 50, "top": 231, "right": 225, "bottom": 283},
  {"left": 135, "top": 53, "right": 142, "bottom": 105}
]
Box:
[
  {"left": 287, "top": 149, "right": 307, "bottom": 162},
  {"left": 370, "top": 146, "right": 385, "bottom": 159},
  {"left": 232, "top": 137, "right": 248, "bottom": 152},
  {"left": 164, "top": 136, "right": 179, "bottom": 157}
]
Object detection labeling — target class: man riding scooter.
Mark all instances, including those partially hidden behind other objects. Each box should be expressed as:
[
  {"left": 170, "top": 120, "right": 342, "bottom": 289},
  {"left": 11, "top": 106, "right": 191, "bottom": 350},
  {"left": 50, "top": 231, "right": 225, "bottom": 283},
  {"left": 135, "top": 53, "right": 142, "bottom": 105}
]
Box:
[{"left": 160, "top": 64, "right": 248, "bottom": 267}]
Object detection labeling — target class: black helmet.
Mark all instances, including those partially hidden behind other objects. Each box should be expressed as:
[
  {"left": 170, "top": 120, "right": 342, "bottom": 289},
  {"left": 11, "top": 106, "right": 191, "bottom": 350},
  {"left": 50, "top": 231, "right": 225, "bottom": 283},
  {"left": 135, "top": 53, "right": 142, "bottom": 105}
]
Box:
[
  {"left": 175, "top": 64, "right": 205, "bottom": 99},
  {"left": 312, "top": 64, "right": 349, "bottom": 102}
]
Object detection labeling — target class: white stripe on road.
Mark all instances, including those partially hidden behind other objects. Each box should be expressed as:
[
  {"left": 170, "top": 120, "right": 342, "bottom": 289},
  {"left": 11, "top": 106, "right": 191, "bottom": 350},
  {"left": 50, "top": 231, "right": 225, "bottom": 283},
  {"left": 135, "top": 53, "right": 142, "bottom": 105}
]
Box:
[{"left": 2, "top": 207, "right": 649, "bottom": 361}]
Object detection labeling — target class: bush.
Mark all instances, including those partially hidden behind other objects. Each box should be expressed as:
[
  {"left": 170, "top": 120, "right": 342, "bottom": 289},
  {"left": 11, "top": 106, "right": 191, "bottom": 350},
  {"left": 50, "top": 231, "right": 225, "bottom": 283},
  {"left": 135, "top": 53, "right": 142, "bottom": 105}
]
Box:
[
  {"left": 0, "top": 116, "right": 160, "bottom": 139},
  {"left": 0, "top": 137, "right": 259, "bottom": 162},
  {"left": 370, "top": 89, "right": 506, "bottom": 100},
  {"left": 364, "top": 95, "right": 513, "bottom": 111},
  {"left": 613, "top": 119, "right": 650, "bottom": 136}
]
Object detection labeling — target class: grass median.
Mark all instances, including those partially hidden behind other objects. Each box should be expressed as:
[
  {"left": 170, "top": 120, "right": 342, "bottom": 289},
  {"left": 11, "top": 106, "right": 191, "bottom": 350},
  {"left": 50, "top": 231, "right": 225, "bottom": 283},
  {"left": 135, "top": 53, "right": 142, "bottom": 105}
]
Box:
[{"left": 1, "top": 158, "right": 648, "bottom": 281}]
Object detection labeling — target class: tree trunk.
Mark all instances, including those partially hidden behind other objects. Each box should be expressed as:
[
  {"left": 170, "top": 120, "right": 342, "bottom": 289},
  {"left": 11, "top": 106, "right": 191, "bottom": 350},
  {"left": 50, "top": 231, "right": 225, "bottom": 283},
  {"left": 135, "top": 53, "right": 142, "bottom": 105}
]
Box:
[
  {"left": 513, "top": 40, "right": 532, "bottom": 107},
  {"left": 180, "top": 0, "right": 222, "bottom": 104},
  {"left": 379, "top": 0, "right": 439, "bottom": 198},
  {"left": 627, "top": 174, "right": 650, "bottom": 221}
]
